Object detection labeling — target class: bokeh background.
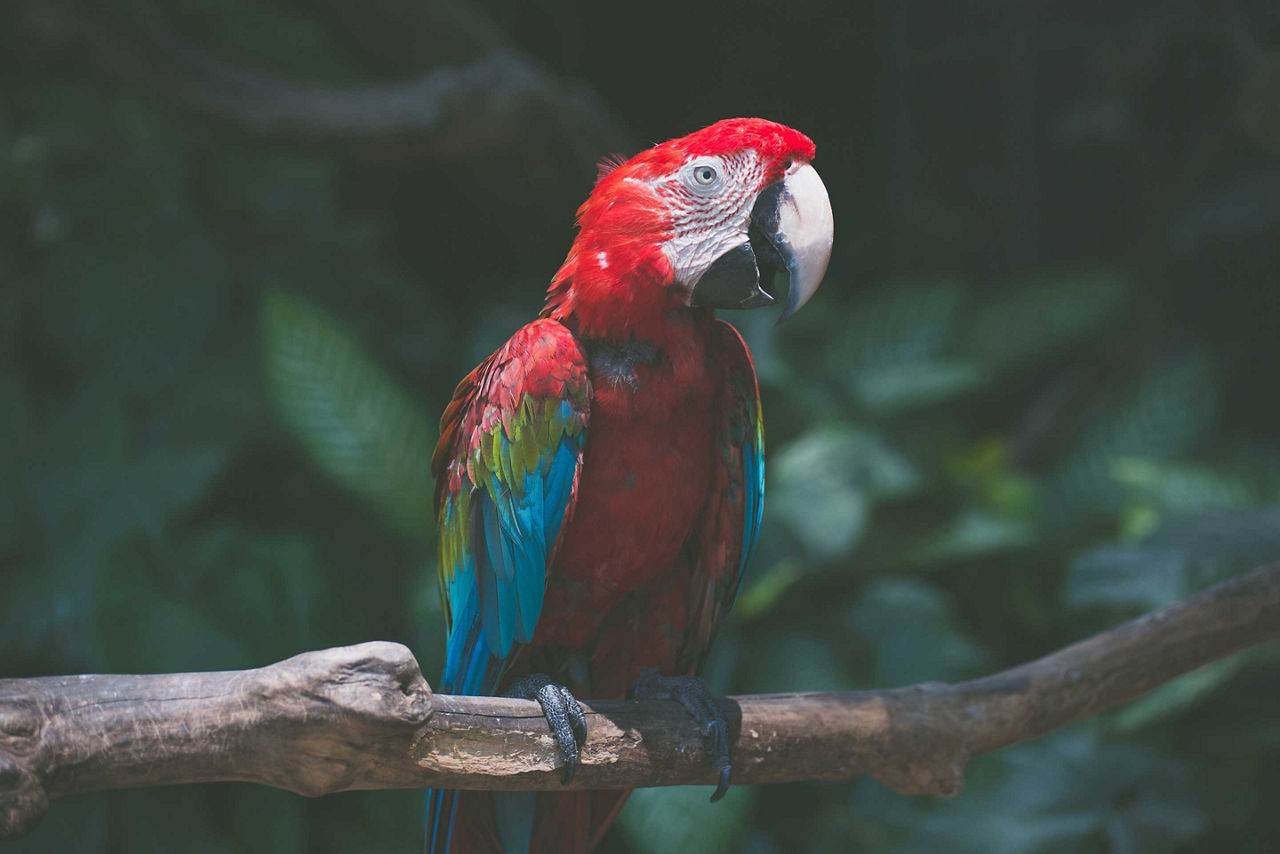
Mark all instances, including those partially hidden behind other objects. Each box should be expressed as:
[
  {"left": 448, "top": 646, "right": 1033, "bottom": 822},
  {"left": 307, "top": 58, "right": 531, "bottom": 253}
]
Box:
[{"left": 4, "top": 1, "right": 1280, "bottom": 851}]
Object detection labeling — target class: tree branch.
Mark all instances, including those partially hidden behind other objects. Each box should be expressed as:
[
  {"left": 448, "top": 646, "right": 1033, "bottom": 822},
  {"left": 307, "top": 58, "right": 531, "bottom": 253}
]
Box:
[{"left": 3, "top": 564, "right": 1278, "bottom": 840}]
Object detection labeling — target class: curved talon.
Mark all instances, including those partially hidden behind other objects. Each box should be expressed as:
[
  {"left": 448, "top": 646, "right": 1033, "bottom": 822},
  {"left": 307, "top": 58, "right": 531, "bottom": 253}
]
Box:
[
  {"left": 629, "top": 669, "right": 734, "bottom": 802},
  {"left": 705, "top": 717, "right": 732, "bottom": 802},
  {"left": 711, "top": 765, "right": 731, "bottom": 803},
  {"left": 563, "top": 686, "right": 588, "bottom": 751},
  {"left": 506, "top": 674, "right": 588, "bottom": 784}
]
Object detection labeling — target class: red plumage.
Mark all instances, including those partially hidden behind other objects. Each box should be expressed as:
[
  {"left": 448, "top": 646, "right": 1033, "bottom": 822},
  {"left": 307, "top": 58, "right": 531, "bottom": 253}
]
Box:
[{"left": 432, "top": 118, "right": 817, "bottom": 852}]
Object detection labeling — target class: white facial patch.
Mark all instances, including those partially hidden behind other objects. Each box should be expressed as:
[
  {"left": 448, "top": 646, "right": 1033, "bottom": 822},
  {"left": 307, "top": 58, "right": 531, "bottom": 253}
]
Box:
[{"left": 656, "top": 150, "right": 767, "bottom": 291}]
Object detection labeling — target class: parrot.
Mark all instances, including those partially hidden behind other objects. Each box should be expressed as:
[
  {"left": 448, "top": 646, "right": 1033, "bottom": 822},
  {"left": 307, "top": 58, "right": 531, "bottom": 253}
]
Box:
[{"left": 426, "top": 117, "right": 833, "bottom": 853}]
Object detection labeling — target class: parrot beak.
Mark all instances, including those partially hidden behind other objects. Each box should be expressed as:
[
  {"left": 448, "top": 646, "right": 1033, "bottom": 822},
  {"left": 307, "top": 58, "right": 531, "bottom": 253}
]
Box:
[
  {"left": 749, "top": 162, "right": 834, "bottom": 321},
  {"left": 688, "top": 162, "right": 833, "bottom": 319}
]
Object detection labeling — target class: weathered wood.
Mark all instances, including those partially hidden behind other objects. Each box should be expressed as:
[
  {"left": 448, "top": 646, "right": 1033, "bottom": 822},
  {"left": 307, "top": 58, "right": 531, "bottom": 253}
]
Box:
[
  {"left": 413, "top": 562, "right": 1280, "bottom": 795},
  {"left": 2, "top": 565, "right": 1278, "bottom": 840},
  {"left": 0, "top": 642, "right": 433, "bottom": 838}
]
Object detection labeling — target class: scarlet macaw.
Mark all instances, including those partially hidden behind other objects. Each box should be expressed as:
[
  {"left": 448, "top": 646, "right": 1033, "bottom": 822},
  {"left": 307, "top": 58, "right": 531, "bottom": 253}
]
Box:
[{"left": 427, "top": 118, "right": 833, "bottom": 852}]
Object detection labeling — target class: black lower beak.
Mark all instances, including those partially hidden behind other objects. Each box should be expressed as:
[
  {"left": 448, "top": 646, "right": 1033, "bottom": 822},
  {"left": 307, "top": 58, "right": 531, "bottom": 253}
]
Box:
[
  {"left": 688, "top": 243, "right": 775, "bottom": 310},
  {"left": 688, "top": 163, "right": 831, "bottom": 315},
  {"left": 749, "top": 182, "right": 788, "bottom": 303},
  {"left": 688, "top": 185, "right": 788, "bottom": 311}
]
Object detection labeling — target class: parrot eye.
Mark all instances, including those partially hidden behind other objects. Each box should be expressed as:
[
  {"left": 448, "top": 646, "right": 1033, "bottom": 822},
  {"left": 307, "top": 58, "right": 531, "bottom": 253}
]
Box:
[{"left": 681, "top": 159, "right": 725, "bottom": 195}]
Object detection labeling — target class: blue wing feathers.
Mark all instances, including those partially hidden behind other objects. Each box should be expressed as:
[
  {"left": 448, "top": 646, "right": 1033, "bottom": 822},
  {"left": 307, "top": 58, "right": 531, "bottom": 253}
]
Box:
[
  {"left": 494, "top": 791, "right": 537, "bottom": 854},
  {"left": 470, "top": 435, "right": 580, "bottom": 659},
  {"left": 477, "top": 493, "right": 517, "bottom": 657},
  {"left": 697, "top": 320, "right": 766, "bottom": 645},
  {"left": 431, "top": 432, "right": 582, "bottom": 854},
  {"left": 513, "top": 472, "right": 546, "bottom": 642},
  {"left": 430, "top": 321, "right": 589, "bottom": 853},
  {"left": 730, "top": 432, "right": 763, "bottom": 613},
  {"left": 743, "top": 433, "right": 764, "bottom": 571},
  {"left": 543, "top": 440, "right": 577, "bottom": 542}
]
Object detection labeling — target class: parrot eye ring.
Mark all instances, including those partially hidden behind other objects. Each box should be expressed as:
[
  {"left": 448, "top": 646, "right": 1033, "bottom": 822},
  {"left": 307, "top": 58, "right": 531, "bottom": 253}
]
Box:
[{"left": 681, "top": 158, "right": 724, "bottom": 194}]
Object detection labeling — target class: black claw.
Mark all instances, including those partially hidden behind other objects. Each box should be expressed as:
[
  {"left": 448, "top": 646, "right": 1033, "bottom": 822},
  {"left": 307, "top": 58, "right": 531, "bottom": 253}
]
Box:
[
  {"left": 704, "top": 717, "right": 732, "bottom": 802},
  {"left": 506, "top": 674, "right": 588, "bottom": 784},
  {"left": 563, "top": 686, "right": 588, "bottom": 747},
  {"left": 711, "top": 765, "right": 731, "bottom": 803},
  {"left": 629, "top": 670, "right": 733, "bottom": 803}
]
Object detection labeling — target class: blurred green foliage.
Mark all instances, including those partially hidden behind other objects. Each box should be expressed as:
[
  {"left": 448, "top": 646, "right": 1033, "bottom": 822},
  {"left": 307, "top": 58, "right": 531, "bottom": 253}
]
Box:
[{"left": 3, "top": 1, "right": 1279, "bottom": 852}]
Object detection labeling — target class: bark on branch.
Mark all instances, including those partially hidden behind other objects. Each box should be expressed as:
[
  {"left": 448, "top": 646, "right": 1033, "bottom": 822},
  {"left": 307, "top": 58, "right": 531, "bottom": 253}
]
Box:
[{"left": 3, "top": 564, "right": 1278, "bottom": 840}]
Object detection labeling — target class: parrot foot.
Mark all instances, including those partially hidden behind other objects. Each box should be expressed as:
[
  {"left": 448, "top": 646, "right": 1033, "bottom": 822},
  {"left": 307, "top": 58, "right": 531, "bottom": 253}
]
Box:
[
  {"left": 629, "top": 669, "right": 732, "bottom": 802},
  {"left": 506, "top": 673, "right": 588, "bottom": 784}
]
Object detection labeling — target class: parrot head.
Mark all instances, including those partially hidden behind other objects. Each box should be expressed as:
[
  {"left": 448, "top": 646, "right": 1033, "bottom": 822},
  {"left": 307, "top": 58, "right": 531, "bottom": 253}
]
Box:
[{"left": 544, "top": 118, "right": 833, "bottom": 334}]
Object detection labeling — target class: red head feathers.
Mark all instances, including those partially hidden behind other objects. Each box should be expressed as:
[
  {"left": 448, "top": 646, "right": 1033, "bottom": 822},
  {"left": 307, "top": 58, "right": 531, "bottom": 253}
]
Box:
[{"left": 544, "top": 118, "right": 830, "bottom": 338}]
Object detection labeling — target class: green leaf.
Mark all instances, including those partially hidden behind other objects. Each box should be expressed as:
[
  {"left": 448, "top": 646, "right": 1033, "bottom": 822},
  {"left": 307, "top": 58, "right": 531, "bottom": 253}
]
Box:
[
  {"left": 1067, "top": 546, "right": 1191, "bottom": 611},
  {"left": 748, "top": 631, "right": 856, "bottom": 693},
  {"left": 873, "top": 732, "right": 1206, "bottom": 854},
  {"left": 263, "top": 290, "right": 434, "bottom": 541},
  {"left": 1111, "top": 457, "right": 1257, "bottom": 511},
  {"left": 1052, "top": 352, "right": 1221, "bottom": 511},
  {"left": 112, "top": 447, "right": 229, "bottom": 540},
  {"left": 1109, "top": 653, "right": 1254, "bottom": 732},
  {"left": 826, "top": 279, "right": 985, "bottom": 413},
  {"left": 846, "top": 579, "right": 990, "bottom": 685},
  {"left": 850, "top": 360, "right": 984, "bottom": 415},
  {"left": 770, "top": 427, "right": 920, "bottom": 560},
  {"left": 907, "top": 509, "right": 1036, "bottom": 566},
  {"left": 1068, "top": 510, "right": 1280, "bottom": 611},
  {"left": 838, "top": 277, "right": 967, "bottom": 369},
  {"left": 618, "top": 785, "right": 756, "bottom": 854},
  {"left": 956, "top": 266, "right": 1132, "bottom": 377},
  {"left": 735, "top": 558, "right": 804, "bottom": 621}
]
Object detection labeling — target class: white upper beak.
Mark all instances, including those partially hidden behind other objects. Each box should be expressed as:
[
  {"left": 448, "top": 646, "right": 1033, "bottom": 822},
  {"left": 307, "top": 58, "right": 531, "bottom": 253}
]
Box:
[{"left": 774, "top": 161, "right": 834, "bottom": 320}]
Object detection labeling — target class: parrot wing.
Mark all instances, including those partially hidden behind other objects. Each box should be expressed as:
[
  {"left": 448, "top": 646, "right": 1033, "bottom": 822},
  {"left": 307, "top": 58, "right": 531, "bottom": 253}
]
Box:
[
  {"left": 684, "top": 319, "right": 765, "bottom": 670},
  {"left": 433, "top": 318, "right": 590, "bottom": 695}
]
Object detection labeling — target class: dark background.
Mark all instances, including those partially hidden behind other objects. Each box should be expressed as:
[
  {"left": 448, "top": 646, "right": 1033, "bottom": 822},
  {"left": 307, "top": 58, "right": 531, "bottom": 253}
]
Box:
[{"left": 3, "top": 1, "right": 1280, "bottom": 851}]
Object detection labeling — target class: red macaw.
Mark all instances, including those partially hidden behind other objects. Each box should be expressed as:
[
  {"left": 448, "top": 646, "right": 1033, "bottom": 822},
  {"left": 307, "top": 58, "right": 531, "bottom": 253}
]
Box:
[{"left": 427, "top": 118, "right": 833, "bottom": 853}]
